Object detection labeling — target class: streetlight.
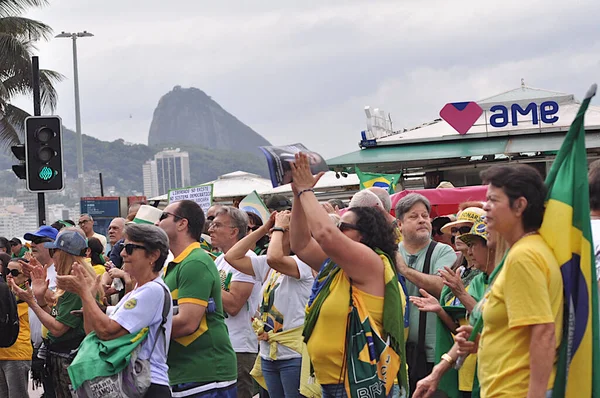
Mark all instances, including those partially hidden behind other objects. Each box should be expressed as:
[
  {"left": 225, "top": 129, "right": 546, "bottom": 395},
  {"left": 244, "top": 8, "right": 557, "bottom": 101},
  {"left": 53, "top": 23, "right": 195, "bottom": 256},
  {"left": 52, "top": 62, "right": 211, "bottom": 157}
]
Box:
[{"left": 55, "top": 31, "right": 94, "bottom": 199}]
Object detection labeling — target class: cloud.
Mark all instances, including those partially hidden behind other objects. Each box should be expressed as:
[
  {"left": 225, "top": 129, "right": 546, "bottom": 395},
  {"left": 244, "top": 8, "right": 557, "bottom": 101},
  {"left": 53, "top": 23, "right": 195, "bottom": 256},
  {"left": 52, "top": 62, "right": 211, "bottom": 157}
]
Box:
[{"left": 10, "top": 0, "right": 600, "bottom": 160}]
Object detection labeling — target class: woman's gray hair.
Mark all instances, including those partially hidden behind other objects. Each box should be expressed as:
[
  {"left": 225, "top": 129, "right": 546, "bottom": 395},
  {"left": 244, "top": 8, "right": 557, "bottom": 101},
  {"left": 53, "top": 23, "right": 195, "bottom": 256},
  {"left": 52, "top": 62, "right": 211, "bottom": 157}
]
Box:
[
  {"left": 394, "top": 193, "right": 431, "bottom": 221},
  {"left": 216, "top": 206, "right": 249, "bottom": 241},
  {"left": 124, "top": 224, "right": 170, "bottom": 272}
]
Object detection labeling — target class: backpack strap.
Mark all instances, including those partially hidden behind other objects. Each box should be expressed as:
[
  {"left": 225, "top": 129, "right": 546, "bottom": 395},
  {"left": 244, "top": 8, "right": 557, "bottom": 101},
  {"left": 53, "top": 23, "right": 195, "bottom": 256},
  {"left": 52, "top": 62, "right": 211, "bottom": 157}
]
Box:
[
  {"left": 417, "top": 241, "right": 437, "bottom": 354},
  {"left": 147, "top": 281, "right": 171, "bottom": 358}
]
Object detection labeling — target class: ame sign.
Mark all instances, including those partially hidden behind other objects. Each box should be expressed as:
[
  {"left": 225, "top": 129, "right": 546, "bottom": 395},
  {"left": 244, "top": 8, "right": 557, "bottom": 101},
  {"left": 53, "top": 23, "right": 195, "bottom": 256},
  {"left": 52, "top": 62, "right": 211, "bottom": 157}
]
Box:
[
  {"left": 489, "top": 101, "right": 559, "bottom": 128},
  {"left": 440, "top": 100, "right": 560, "bottom": 134}
]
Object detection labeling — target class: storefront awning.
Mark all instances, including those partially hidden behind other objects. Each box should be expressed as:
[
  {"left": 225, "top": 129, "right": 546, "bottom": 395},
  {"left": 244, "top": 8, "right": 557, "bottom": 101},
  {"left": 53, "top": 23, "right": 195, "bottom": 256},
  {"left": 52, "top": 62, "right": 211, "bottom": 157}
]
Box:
[{"left": 327, "top": 131, "right": 600, "bottom": 172}]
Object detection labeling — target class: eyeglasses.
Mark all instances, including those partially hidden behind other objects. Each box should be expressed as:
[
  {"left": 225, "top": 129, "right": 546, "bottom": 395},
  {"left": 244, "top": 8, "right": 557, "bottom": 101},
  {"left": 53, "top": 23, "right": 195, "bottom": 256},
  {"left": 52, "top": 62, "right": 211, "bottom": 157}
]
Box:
[
  {"left": 338, "top": 222, "right": 361, "bottom": 233},
  {"left": 159, "top": 212, "right": 183, "bottom": 222},
  {"left": 210, "top": 222, "right": 236, "bottom": 230},
  {"left": 248, "top": 225, "right": 260, "bottom": 232},
  {"left": 207, "top": 216, "right": 215, "bottom": 222},
  {"left": 8, "top": 269, "right": 22, "bottom": 277},
  {"left": 451, "top": 226, "right": 472, "bottom": 235},
  {"left": 123, "top": 243, "right": 147, "bottom": 255},
  {"left": 78, "top": 219, "right": 91, "bottom": 226}
]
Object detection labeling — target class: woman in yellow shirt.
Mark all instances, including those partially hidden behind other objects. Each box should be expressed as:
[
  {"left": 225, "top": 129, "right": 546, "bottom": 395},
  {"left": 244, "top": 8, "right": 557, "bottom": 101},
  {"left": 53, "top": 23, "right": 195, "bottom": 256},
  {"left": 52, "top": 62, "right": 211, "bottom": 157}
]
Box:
[
  {"left": 290, "top": 153, "right": 406, "bottom": 398},
  {"left": 0, "top": 258, "right": 33, "bottom": 397},
  {"left": 455, "top": 165, "right": 563, "bottom": 398}
]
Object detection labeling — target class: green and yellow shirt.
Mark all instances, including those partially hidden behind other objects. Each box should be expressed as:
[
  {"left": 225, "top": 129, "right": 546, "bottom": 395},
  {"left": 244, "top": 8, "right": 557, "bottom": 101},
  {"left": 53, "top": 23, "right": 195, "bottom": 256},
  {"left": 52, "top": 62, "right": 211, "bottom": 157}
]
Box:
[{"left": 163, "top": 242, "right": 237, "bottom": 386}]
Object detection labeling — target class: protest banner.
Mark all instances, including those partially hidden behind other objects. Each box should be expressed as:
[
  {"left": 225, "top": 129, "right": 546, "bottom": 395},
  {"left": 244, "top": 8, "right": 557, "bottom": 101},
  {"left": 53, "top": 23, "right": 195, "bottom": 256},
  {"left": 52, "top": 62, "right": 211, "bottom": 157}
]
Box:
[{"left": 168, "top": 184, "right": 213, "bottom": 214}]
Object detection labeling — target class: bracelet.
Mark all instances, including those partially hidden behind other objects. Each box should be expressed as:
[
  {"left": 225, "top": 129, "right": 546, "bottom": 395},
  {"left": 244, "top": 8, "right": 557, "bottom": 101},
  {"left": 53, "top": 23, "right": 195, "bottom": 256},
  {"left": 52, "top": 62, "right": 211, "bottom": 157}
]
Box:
[
  {"left": 441, "top": 353, "right": 455, "bottom": 365},
  {"left": 297, "top": 188, "right": 314, "bottom": 198},
  {"left": 270, "top": 227, "right": 286, "bottom": 233}
]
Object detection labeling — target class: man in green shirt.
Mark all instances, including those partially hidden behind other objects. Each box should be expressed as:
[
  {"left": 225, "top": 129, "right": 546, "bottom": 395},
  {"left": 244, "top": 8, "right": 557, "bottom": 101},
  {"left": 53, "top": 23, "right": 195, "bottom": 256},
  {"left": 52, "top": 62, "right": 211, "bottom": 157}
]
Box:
[
  {"left": 9, "top": 238, "right": 28, "bottom": 258},
  {"left": 395, "top": 193, "right": 457, "bottom": 394},
  {"left": 157, "top": 199, "right": 237, "bottom": 397}
]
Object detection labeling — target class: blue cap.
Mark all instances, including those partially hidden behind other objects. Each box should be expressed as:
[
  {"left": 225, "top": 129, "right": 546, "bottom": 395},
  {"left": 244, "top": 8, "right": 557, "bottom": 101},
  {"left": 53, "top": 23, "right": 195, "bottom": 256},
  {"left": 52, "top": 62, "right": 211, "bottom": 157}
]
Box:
[
  {"left": 24, "top": 226, "right": 59, "bottom": 242},
  {"left": 44, "top": 230, "right": 88, "bottom": 256}
]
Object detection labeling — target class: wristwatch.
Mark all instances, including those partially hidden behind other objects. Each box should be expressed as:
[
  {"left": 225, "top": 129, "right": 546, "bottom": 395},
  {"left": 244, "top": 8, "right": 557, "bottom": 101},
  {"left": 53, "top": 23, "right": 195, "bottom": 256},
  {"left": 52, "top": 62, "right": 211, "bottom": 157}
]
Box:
[{"left": 270, "top": 227, "right": 286, "bottom": 233}]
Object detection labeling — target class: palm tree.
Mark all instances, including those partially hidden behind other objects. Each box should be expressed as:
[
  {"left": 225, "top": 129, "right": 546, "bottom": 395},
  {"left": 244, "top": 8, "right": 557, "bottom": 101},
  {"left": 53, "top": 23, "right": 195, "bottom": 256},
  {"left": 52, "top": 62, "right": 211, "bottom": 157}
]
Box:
[{"left": 0, "top": 0, "right": 64, "bottom": 148}]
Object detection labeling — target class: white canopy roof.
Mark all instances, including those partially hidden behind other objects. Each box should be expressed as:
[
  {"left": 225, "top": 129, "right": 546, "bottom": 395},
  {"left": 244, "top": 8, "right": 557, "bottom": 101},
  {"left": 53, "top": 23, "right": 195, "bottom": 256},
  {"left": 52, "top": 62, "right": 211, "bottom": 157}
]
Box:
[
  {"left": 375, "top": 85, "right": 600, "bottom": 146},
  {"left": 149, "top": 171, "right": 360, "bottom": 202}
]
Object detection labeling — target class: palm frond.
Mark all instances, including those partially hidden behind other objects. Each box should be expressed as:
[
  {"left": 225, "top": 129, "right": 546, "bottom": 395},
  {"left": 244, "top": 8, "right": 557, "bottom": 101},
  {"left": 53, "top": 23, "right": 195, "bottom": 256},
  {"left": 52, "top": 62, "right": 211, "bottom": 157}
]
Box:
[
  {"left": 0, "top": 103, "right": 29, "bottom": 147},
  {"left": 39, "top": 69, "right": 63, "bottom": 112},
  {"left": 0, "top": 16, "right": 52, "bottom": 41},
  {"left": 0, "top": 32, "right": 32, "bottom": 75},
  {"left": 0, "top": 0, "right": 49, "bottom": 17}
]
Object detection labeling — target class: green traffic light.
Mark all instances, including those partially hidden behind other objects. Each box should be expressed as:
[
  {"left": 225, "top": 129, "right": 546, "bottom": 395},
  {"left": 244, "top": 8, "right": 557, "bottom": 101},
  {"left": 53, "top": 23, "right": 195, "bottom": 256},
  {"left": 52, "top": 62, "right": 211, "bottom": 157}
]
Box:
[{"left": 39, "top": 166, "right": 56, "bottom": 181}]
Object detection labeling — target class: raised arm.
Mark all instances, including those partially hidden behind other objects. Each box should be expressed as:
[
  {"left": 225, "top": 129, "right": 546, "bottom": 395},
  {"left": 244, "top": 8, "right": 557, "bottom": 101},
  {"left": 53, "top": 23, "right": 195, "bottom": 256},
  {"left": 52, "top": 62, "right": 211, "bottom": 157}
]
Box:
[
  {"left": 224, "top": 213, "right": 275, "bottom": 276},
  {"left": 291, "top": 153, "right": 383, "bottom": 290},
  {"left": 267, "top": 211, "right": 303, "bottom": 278},
  {"left": 289, "top": 183, "right": 327, "bottom": 270}
]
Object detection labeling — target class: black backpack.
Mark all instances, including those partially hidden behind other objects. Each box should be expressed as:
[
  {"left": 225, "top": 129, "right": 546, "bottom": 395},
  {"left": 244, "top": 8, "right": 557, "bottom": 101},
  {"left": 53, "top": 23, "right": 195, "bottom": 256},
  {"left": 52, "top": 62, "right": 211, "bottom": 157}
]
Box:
[{"left": 0, "top": 279, "right": 19, "bottom": 348}]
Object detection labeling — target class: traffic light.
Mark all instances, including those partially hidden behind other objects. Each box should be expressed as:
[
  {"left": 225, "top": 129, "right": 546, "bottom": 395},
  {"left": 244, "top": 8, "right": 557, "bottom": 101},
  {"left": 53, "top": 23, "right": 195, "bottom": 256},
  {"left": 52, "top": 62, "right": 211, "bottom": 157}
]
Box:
[
  {"left": 24, "top": 116, "right": 64, "bottom": 192},
  {"left": 11, "top": 144, "right": 26, "bottom": 179}
]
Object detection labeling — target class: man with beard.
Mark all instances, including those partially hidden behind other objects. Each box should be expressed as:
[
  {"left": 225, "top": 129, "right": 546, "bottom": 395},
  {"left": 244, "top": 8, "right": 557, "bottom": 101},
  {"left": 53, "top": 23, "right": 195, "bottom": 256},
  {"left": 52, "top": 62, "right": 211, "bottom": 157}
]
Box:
[{"left": 394, "top": 194, "right": 456, "bottom": 395}]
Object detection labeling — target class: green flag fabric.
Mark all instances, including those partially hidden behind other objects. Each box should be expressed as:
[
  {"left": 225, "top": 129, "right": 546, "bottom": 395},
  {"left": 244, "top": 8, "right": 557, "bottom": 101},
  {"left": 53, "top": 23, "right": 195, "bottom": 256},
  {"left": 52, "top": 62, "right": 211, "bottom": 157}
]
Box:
[
  {"left": 538, "top": 84, "right": 600, "bottom": 398},
  {"left": 68, "top": 328, "right": 148, "bottom": 390}
]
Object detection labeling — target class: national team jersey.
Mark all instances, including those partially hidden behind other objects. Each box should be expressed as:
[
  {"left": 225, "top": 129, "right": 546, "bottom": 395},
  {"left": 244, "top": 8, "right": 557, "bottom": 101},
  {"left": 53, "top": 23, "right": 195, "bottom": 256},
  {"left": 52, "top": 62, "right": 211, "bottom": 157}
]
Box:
[{"left": 163, "top": 242, "right": 237, "bottom": 386}]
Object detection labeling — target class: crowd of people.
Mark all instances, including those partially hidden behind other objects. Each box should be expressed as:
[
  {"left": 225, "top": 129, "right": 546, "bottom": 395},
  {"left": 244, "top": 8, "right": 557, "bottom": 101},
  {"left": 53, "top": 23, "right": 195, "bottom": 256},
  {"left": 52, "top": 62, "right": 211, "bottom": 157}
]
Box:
[{"left": 0, "top": 153, "right": 597, "bottom": 398}]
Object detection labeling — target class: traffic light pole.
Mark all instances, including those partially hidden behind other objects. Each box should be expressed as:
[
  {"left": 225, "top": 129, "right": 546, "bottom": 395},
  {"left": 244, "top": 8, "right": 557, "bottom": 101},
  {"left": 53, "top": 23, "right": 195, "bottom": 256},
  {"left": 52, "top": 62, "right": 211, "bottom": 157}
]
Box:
[{"left": 31, "top": 56, "right": 46, "bottom": 226}]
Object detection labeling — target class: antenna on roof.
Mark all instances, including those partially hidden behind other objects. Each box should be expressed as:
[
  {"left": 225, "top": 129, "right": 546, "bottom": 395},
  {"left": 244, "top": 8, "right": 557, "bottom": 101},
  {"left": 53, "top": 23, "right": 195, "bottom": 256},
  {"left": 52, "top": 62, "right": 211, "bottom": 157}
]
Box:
[{"left": 521, "top": 78, "right": 525, "bottom": 88}]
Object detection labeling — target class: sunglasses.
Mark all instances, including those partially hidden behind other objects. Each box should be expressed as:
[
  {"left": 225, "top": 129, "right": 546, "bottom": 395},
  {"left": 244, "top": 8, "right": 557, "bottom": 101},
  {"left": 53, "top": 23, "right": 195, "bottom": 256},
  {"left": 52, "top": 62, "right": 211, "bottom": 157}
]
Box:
[
  {"left": 451, "top": 226, "right": 472, "bottom": 235},
  {"left": 123, "top": 243, "right": 147, "bottom": 255},
  {"left": 159, "top": 212, "right": 183, "bottom": 222},
  {"left": 248, "top": 225, "right": 260, "bottom": 232},
  {"left": 338, "top": 222, "right": 361, "bottom": 233},
  {"left": 31, "top": 237, "right": 53, "bottom": 245},
  {"left": 207, "top": 216, "right": 215, "bottom": 222},
  {"left": 7, "top": 269, "right": 22, "bottom": 277}
]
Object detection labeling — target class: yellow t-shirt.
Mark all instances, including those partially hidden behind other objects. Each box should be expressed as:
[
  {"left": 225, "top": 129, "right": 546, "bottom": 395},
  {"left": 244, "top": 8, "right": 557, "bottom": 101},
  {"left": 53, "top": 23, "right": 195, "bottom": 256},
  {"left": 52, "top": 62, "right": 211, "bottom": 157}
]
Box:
[
  {"left": 0, "top": 301, "right": 32, "bottom": 360},
  {"left": 478, "top": 234, "right": 563, "bottom": 397},
  {"left": 306, "top": 270, "right": 407, "bottom": 384}
]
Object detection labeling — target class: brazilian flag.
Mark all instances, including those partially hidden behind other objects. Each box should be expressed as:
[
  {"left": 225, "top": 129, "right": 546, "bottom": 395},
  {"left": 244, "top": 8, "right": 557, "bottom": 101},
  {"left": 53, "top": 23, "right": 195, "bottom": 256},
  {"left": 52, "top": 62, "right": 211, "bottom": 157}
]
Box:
[
  {"left": 355, "top": 167, "right": 401, "bottom": 194},
  {"left": 539, "top": 84, "right": 600, "bottom": 397}
]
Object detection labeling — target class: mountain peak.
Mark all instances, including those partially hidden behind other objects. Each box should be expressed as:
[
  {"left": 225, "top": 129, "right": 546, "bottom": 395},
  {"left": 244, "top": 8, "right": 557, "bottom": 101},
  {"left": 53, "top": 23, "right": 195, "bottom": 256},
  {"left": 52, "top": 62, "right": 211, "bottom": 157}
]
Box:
[{"left": 148, "top": 86, "right": 271, "bottom": 156}]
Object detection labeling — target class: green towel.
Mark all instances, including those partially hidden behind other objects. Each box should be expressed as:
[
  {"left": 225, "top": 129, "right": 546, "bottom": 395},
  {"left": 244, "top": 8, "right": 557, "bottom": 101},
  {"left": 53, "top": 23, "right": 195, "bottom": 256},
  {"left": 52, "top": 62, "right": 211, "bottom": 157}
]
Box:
[{"left": 68, "top": 328, "right": 149, "bottom": 390}]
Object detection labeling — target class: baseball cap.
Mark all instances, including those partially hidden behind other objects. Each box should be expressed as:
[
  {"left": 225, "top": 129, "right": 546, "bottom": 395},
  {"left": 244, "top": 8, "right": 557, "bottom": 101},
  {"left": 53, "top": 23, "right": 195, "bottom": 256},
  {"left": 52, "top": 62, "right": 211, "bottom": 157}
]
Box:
[
  {"left": 24, "top": 225, "right": 59, "bottom": 242},
  {"left": 440, "top": 207, "right": 485, "bottom": 235},
  {"left": 44, "top": 230, "right": 88, "bottom": 256},
  {"left": 459, "top": 220, "right": 488, "bottom": 245},
  {"left": 266, "top": 195, "right": 292, "bottom": 211},
  {"left": 9, "top": 238, "right": 21, "bottom": 246}
]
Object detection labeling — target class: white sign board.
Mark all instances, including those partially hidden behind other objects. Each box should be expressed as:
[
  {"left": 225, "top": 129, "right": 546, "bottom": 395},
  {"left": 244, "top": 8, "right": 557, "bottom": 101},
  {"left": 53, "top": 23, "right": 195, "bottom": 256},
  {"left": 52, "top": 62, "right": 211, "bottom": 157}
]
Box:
[{"left": 168, "top": 184, "right": 213, "bottom": 214}]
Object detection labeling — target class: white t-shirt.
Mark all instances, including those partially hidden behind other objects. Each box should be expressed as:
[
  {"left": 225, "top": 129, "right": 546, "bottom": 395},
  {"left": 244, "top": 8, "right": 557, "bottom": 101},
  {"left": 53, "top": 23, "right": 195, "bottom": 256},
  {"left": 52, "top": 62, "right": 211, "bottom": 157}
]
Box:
[
  {"left": 107, "top": 277, "right": 173, "bottom": 386},
  {"left": 215, "top": 252, "right": 261, "bottom": 353},
  {"left": 592, "top": 219, "right": 600, "bottom": 281},
  {"left": 92, "top": 232, "right": 108, "bottom": 250},
  {"left": 250, "top": 255, "right": 314, "bottom": 360}
]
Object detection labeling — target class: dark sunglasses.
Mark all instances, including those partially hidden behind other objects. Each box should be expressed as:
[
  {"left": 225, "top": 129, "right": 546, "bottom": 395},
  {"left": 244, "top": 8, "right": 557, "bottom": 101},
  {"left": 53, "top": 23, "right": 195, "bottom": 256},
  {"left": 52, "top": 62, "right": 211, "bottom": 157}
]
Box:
[
  {"left": 159, "top": 212, "right": 183, "bottom": 222},
  {"left": 31, "top": 237, "right": 53, "bottom": 245},
  {"left": 123, "top": 243, "right": 147, "bottom": 255},
  {"left": 451, "top": 226, "right": 472, "bottom": 235},
  {"left": 8, "top": 269, "right": 22, "bottom": 277},
  {"left": 248, "top": 225, "right": 260, "bottom": 232},
  {"left": 338, "top": 222, "right": 361, "bottom": 233},
  {"left": 207, "top": 216, "right": 215, "bottom": 222}
]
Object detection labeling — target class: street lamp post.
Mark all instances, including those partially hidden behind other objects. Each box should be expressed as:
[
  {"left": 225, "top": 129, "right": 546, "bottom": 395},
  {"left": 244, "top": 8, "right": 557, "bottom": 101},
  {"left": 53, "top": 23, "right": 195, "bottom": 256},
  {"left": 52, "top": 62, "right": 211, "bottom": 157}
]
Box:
[{"left": 55, "top": 31, "right": 93, "bottom": 199}]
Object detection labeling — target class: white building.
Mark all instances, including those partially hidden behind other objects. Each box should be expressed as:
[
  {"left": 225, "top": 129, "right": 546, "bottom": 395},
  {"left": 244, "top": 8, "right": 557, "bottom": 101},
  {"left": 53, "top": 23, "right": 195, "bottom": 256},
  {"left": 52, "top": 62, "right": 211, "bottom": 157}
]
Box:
[{"left": 143, "top": 148, "right": 191, "bottom": 197}]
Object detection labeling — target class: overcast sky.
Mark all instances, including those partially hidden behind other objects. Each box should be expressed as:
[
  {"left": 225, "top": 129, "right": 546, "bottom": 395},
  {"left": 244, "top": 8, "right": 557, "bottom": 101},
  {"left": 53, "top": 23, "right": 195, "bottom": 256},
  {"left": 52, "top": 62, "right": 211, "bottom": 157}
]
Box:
[{"left": 12, "top": 0, "right": 600, "bottom": 159}]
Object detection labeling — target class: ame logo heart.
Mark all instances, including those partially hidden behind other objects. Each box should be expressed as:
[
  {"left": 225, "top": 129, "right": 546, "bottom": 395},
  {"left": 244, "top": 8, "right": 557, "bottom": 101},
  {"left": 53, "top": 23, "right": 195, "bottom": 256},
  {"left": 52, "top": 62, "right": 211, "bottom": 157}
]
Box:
[{"left": 439, "top": 101, "right": 483, "bottom": 135}]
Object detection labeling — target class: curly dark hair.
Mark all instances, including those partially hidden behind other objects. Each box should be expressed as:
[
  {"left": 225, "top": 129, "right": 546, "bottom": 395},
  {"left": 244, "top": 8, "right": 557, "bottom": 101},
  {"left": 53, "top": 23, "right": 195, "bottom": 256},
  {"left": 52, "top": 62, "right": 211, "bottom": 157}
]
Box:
[{"left": 348, "top": 206, "right": 398, "bottom": 266}]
